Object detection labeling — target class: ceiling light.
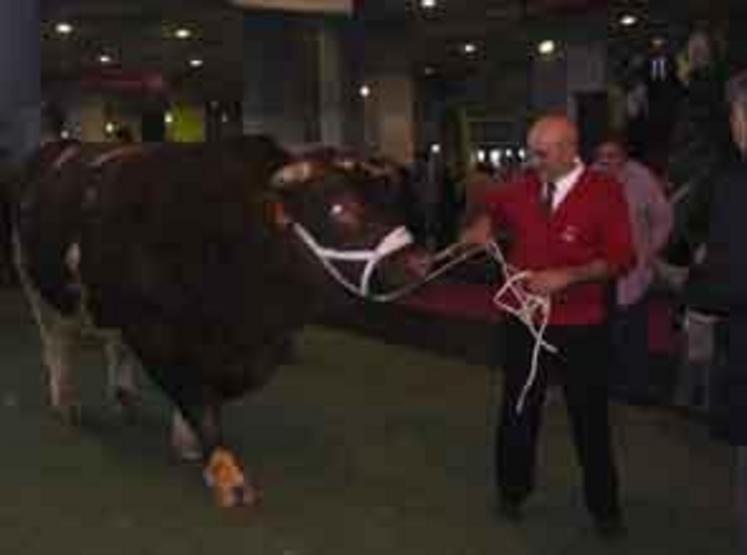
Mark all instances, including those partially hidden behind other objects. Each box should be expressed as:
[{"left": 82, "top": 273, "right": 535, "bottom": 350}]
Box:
[
  {"left": 55, "top": 22, "right": 74, "bottom": 35},
  {"left": 430, "top": 143, "right": 441, "bottom": 155},
  {"left": 188, "top": 58, "right": 204, "bottom": 68},
  {"left": 420, "top": 0, "right": 437, "bottom": 8},
  {"left": 652, "top": 36, "right": 666, "bottom": 48},
  {"left": 463, "top": 43, "right": 477, "bottom": 55},
  {"left": 174, "top": 28, "right": 192, "bottom": 40},
  {"left": 104, "top": 122, "right": 116, "bottom": 135},
  {"left": 424, "top": 66, "right": 436, "bottom": 76},
  {"left": 359, "top": 85, "right": 371, "bottom": 98},
  {"left": 619, "top": 14, "right": 638, "bottom": 27},
  {"left": 537, "top": 40, "right": 556, "bottom": 56},
  {"left": 98, "top": 54, "right": 113, "bottom": 65},
  {"left": 164, "top": 112, "right": 174, "bottom": 125}
]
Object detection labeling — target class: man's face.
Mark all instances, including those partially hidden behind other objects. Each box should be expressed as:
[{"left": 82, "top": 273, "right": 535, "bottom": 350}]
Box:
[
  {"left": 594, "top": 142, "right": 626, "bottom": 175},
  {"left": 527, "top": 129, "right": 576, "bottom": 182}
]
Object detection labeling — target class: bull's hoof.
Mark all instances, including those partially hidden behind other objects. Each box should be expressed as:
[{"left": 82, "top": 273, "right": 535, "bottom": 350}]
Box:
[
  {"left": 203, "top": 448, "right": 259, "bottom": 508},
  {"left": 173, "top": 443, "right": 203, "bottom": 463},
  {"left": 171, "top": 411, "right": 202, "bottom": 463},
  {"left": 215, "top": 483, "right": 260, "bottom": 509}
]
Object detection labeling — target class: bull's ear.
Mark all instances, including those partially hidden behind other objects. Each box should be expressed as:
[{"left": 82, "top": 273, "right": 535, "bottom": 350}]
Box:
[
  {"left": 262, "top": 193, "right": 293, "bottom": 230},
  {"left": 270, "top": 160, "right": 315, "bottom": 190}
]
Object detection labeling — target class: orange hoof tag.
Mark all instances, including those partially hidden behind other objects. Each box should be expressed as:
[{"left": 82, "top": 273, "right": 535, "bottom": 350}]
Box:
[{"left": 204, "top": 448, "right": 254, "bottom": 508}]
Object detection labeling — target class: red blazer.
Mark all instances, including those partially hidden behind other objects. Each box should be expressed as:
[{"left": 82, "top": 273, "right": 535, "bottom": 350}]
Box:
[{"left": 482, "top": 168, "right": 635, "bottom": 326}]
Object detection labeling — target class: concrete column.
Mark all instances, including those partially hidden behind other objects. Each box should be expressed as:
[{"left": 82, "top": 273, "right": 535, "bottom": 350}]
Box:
[
  {"left": 75, "top": 95, "right": 108, "bottom": 142},
  {"left": 566, "top": 42, "right": 607, "bottom": 122},
  {"left": 370, "top": 74, "right": 415, "bottom": 163},
  {"left": 242, "top": 11, "right": 320, "bottom": 146},
  {"left": 530, "top": 51, "right": 568, "bottom": 114},
  {"left": 0, "top": 0, "right": 40, "bottom": 161},
  {"left": 317, "top": 23, "right": 344, "bottom": 147},
  {"left": 362, "top": 29, "right": 416, "bottom": 164}
]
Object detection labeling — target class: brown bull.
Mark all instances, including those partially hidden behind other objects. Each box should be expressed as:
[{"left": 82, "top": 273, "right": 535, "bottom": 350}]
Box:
[{"left": 14, "top": 136, "right": 428, "bottom": 507}]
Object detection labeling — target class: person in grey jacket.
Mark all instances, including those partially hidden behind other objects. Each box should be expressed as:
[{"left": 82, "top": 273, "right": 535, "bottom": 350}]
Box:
[{"left": 686, "top": 68, "right": 747, "bottom": 554}]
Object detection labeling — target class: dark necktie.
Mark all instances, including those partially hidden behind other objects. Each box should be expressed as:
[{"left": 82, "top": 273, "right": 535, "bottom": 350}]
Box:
[{"left": 542, "top": 181, "right": 556, "bottom": 214}]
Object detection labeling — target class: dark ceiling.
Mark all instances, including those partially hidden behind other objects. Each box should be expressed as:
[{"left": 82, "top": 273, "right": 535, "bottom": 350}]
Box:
[{"left": 40, "top": 0, "right": 738, "bottom": 101}]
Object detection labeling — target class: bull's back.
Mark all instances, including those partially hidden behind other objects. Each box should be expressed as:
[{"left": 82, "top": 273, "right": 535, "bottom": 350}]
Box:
[{"left": 16, "top": 139, "right": 309, "bottom": 379}]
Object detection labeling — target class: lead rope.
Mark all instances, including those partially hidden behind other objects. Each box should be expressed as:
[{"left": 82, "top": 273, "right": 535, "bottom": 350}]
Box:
[
  {"left": 293, "top": 222, "right": 557, "bottom": 414},
  {"left": 483, "top": 241, "right": 556, "bottom": 413}
]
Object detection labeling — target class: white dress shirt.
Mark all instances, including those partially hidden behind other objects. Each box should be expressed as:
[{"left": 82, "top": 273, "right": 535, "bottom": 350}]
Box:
[{"left": 547, "top": 161, "right": 585, "bottom": 211}]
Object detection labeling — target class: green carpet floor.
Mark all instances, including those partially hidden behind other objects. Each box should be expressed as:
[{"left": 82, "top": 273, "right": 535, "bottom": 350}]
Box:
[{"left": 0, "top": 290, "right": 735, "bottom": 554}]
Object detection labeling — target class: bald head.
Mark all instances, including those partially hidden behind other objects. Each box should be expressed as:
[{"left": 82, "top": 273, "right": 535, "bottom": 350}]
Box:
[{"left": 527, "top": 115, "right": 580, "bottom": 182}]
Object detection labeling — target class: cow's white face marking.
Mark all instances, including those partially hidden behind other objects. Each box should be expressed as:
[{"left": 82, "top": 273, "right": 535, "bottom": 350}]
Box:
[{"left": 272, "top": 161, "right": 315, "bottom": 188}]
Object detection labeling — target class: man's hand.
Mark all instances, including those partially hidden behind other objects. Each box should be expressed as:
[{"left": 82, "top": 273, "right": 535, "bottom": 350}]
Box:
[
  {"left": 525, "top": 268, "right": 574, "bottom": 296},
  {"left": 460, "top": 214, "right": 494, "bottom": 246}
]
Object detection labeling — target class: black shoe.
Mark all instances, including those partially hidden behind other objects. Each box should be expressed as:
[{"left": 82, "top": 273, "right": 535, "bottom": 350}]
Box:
[
  {"left": 594, "top": 515, "right": 627, "bottom": 540},
  {"left": 496, "top": 497, "right": 523, "bottom": 522}
]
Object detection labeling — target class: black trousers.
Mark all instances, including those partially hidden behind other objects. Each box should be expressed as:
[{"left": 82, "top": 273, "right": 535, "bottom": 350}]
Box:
[{"left": 495, "top": 320, "right": 621, "bottom": 520}]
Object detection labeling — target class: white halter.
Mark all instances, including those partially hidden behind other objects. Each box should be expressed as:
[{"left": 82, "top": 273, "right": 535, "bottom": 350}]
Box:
[{"left": 292, "top": 223, "right": 415, "bottom": 299}]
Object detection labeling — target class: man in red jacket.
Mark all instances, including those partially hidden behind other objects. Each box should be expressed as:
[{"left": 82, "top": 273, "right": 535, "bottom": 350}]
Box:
[{"left": 463, "top": 115, "right": 635, "bottom": 538}]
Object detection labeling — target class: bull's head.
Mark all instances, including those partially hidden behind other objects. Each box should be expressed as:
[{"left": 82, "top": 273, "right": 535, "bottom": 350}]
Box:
[{"left": 270, "top": 156, "right": 431, "bottom": 299}]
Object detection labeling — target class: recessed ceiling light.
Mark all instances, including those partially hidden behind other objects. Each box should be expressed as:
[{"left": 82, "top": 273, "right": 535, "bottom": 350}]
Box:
[
  {"left": 537, "top": 40, "right": 556, "bottom": 56},
  {"left": 55, "top": 22, "right": 74, "bottom": 35},
  {"left": 188, "top": 58, "right": 204, "bottom": 68},
  {"left": 430, "top": 143, "right": 441, "bottom": 154},
  {"left": 174, "top": 28, "right": 192, "bottom": 40},
  {"left": 652, "top": 36, "right": 666, "bottom": 48},
  {"left": 359, "top": 85, "right": 371, "bottom": 98},
  {"left": 463, "top": 43, "right": 477, "bottom": 54},
  {"left": 98, "top": 54, "right": 113, "bottom": 65},
  {"left": 619, "top": 14, "right": 638, "bottom": 27},
  {"left": 420, "top": 0, "right": 437, "bottom": 8}
]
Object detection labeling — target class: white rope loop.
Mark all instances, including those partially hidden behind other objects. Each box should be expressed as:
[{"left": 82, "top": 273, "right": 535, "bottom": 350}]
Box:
[{"left": 484, "top": 241, "right": 556, "bottom": 413}]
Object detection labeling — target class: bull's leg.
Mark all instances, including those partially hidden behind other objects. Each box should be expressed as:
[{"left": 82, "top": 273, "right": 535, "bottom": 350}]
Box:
[
  {"left": 15, "top": 250, "right": 82, "bottom": 423},
  {"left": 171, "top": 409, "right": 202, "bottom": 462},
  {"left": 122, "top": 320, "right": 259, "bottom": 508},
  {"left": 39, "top": 315, "right": 82, "bottom": 424},
  {"left": 104, "top": 337, "right": 139, "bottom": 417},
  {"left": 180, "top": 402, "right": 259, "bottom": 509}
]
